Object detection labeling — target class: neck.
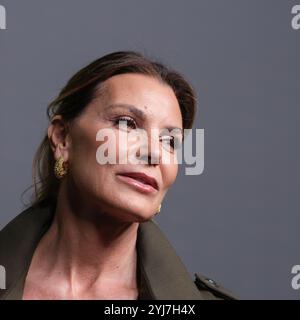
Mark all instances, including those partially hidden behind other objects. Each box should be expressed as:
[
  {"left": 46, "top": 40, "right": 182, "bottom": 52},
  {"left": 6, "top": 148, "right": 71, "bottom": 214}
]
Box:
[{"left": 34, "top": 182, "right": 139, "bottom": 293}]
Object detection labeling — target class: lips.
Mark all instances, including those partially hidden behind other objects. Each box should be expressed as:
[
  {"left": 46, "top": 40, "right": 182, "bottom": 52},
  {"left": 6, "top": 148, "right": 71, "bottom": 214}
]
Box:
[{"left": 117, "top": 172, "right": 159, "bottom": 190}]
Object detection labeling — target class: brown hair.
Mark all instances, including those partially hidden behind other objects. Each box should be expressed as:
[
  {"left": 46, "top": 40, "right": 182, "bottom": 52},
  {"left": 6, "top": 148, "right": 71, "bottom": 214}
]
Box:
[{"left": 27, "top": 51, "right": 197, "bottom": 209}]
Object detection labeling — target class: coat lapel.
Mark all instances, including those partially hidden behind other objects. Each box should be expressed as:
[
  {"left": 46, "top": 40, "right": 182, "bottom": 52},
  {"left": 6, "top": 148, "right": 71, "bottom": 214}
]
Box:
[{"left": 137, "top": 219, "right": 204, "bottom": 299}]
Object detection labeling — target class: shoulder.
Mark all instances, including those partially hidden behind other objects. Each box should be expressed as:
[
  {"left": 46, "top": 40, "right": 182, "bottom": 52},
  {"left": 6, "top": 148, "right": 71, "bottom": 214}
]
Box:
[
  {"left": 0, "top": 204, "right": 54, "bottom": 256},
  {"left": 193, "top": 272, "right": 238, "bottom": 300},
  {"left": 141, "top": 219, "right": 238, "bottom": 300},
  {"left": 0, "top": 206, "right": 33, "bottom": 248},
  {"left": 0, "top": 204, "right": 55, "bottom": 299}
]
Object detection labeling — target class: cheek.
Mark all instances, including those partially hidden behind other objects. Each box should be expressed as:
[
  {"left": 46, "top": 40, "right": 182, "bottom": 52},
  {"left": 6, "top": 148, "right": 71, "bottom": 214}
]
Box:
[
  {"left": 161, "top": 163, "right": 178, "bottom": 191},
  {"left": 68, "top": 125, "right": 109, "bottom": 188},
  {"left": 69, "top": 137, "right": 118, "bottom": 204},
  {"left": 160, "top": 147, "right": 179, "bottom": 189},
  {"left": 70, "top": 129, "right": 97, "bottom": 168},
  {"left": 95, "top": 129, "right": 130, "bottom": 165}
]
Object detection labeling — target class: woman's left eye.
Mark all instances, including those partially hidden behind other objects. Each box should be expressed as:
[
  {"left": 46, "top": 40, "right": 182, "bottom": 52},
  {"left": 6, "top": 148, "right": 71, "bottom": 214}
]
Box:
[
  {"left": 114, "top": 116, "right": 137, "bottom": 129},
  {"left": 160, "top": 136, "right": 180, "bottom": 150}
]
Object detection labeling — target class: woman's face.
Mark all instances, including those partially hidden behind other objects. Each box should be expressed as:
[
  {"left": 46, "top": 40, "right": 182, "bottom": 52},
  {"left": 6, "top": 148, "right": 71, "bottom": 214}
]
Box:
[{"left": 52, "top": 73, "right": 183, "bottom": 222}]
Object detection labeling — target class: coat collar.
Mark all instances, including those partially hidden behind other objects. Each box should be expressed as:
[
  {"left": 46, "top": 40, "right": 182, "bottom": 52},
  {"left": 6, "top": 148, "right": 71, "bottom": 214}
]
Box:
[{"left": 0, "top": 204, "right": 204, "bottom": 300}]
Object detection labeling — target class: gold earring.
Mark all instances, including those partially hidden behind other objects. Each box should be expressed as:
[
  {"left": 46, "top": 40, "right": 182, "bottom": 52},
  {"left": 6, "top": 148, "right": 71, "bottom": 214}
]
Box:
[
  {"left": 155, "top": 204, "right": 162, "bottom": 215},
  {"left": 54, "top": 156, "right": 68, "bottom": 179}
]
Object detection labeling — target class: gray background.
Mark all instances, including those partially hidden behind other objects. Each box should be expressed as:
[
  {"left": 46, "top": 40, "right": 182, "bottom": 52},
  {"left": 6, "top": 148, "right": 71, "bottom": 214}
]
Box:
[{"left": 0, "top": 0, "right": 299, "bottom": 299}]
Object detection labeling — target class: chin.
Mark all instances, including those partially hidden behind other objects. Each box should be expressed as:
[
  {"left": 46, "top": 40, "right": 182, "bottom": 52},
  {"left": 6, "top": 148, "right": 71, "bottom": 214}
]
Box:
[
  {"left": 134, "top": 211, "right": 154, "bottom": 222},
  {"left": 122, "top": 205, "right": 154, "bottom": 222},
  {"left": 114, "top": 192, "right": 155, "bottom": 214},
  {"left": 97, "top": 197, "right": 153, "bottom": 223}
]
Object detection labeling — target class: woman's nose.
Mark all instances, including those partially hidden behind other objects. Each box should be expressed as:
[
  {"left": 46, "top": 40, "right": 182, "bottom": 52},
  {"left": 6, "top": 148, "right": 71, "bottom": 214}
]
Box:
[
  {"left": 139, "top": 148, "right": 161, "bottom": 165},
  {"left": 133, "top": 131, "right": 161, "bottom": 165}
]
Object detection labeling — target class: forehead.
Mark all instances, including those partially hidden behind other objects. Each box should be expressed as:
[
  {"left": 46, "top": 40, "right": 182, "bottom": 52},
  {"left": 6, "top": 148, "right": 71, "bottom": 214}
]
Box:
[{"left": 96, "top": 73, "right": 183, "bottom": 127}]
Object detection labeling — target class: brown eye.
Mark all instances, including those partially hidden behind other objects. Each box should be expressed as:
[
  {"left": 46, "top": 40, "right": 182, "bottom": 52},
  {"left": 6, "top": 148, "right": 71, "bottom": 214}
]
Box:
[
  {"left": 160, "top": 136, "right": 182, "bottom": 151},
  {"left": 167, "top": 136, "right": 175, "bottom": 149},
  {"left": 114, "top": 116, "right": 137, "bottom": 129},
  {"left": 160, "top": 136, "right": 174, "bottom": 150}
]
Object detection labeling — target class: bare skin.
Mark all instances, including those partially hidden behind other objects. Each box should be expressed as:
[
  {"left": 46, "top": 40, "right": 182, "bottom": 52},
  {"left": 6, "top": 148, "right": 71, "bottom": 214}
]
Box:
[{"left": 22, "top": 73, "right": 183, "bottom": 299}]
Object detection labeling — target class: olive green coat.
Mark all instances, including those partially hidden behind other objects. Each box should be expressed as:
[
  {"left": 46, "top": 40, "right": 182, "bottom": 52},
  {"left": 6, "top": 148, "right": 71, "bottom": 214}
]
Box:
[{"left": 0, "top": 204, "right": 237, "bottom": 300}]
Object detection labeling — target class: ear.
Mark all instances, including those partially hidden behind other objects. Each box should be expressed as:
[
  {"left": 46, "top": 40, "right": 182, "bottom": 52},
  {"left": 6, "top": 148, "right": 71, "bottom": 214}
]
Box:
[{"left": 48, "top": 115, "right": 70, "bottom": 162}]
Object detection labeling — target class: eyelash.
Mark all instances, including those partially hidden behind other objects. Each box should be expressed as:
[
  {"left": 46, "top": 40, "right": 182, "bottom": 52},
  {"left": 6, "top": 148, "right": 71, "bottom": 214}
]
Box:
[
  {"left": 161, "top": 136, "right": 182, "bottom": 151},
  {"left": 161, "top": 136, "right": 175, "bottom": 149},
  {"left": 113, "top": 116, "right": 180, "bottom": 150},
  {"left": 113, "top": 116, "right": 137, "bottom": 129}
]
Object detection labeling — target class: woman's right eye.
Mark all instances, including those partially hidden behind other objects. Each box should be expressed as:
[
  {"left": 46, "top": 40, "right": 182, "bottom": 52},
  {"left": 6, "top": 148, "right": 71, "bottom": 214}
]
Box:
[{"left": 113, "top": 116, "right": 137, "bottom": 129}]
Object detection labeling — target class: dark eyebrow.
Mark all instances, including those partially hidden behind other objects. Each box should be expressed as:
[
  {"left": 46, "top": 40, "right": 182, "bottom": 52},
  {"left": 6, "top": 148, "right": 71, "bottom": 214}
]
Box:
[
  {"left": 105, "top": 103, "right": 146, "bottom": 120},
  {"left": 106, "top": 103, "right": 183, "bottom": 135}
]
